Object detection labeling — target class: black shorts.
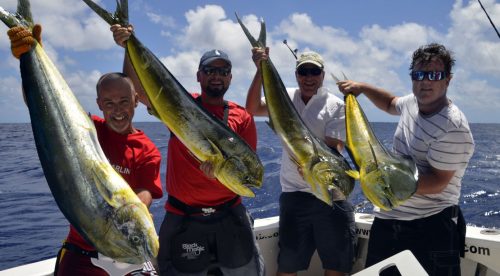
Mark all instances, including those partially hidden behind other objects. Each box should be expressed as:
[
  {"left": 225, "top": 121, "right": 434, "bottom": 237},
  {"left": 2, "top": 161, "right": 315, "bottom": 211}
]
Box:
[
  {"left": 366, "top": 205, "right": 466, "bottom": 276},
  {"left": 157, "top": 203, "right": 264, "bottom": 276},
  {"left": 277, "top": 191, "right": 356, "bottom": 273}
]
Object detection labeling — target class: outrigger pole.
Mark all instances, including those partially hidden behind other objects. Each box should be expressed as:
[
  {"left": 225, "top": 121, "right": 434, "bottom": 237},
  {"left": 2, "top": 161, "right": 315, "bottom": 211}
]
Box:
[
  {"left": 282, "top": 39, "right": 298, "bottom": 60},
  {"left": 477, "top": 0, "right": 500, "bottom": 39}
]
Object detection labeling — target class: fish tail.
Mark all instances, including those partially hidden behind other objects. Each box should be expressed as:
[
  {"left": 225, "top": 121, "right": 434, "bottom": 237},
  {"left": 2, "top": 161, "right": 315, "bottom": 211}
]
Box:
[
  {"left": 0, "top": 0, "right": 32, "bottom": 28},
  {"left": 235, "top": 12, "right": 266, "bottom": 48},
  {"left": 82, "top": 0, "right": 128, "bottom": 26},
  {"left": 331, "top": 73, "right": 341, "bottom": 84},
  {"left": 17, "top": 0, "right": 33, "bottom": 25}
]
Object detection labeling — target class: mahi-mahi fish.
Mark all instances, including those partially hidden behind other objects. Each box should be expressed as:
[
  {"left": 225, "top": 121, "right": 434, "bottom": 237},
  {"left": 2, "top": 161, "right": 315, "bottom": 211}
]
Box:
[
  {"left": 333, "top": 74, "right": 418, "bottom": 210},
  {"left": 82, "top": 0, "right": 263, "bottom": 197},
  {"left": 0, "top": 0, "right": 158, "bottom": 264},
  {"left": 237, "top": 14, "right": 355, "bottom": 206}
]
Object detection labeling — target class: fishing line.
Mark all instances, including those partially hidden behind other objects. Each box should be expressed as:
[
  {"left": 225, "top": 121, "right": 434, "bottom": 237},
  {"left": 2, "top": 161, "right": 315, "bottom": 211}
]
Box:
[{"left": 477, "top": 0, "right": 500, "bottom": 39}]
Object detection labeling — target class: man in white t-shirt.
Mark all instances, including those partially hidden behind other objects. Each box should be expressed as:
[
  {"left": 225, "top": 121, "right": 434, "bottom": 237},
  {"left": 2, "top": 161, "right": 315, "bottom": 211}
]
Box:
[
  {"left": 247, "top": 49, "right": 356, "bottom": 276},
  {"left": 337, "top": 43, "right": 475, "bottom": 276}
]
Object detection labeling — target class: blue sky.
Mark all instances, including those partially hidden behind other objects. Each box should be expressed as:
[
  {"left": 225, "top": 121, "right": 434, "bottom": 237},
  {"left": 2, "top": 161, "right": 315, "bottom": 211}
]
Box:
[{"left": 0, "top": 0, "right": 499, "bottom": 123}]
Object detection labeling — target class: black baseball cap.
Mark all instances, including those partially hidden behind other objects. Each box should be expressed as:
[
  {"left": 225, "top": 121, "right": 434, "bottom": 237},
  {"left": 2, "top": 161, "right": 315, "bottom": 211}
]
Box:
[{"left": 198, "top": 49, "right": 232, "bottom": 68}]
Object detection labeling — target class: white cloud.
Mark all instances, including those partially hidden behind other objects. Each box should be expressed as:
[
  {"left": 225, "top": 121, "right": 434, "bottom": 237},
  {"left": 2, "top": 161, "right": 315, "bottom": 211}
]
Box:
[
  {"left": 0, "top": 0, "right": 114, "bottom": 51},
  {"left": 448, "top": 0, "right": 500, "bottom": 77},
  {"left": 65, "top": 69, "right": 102, "bottom": 106},
  {"left": 147, "top": 12, "right": 176, "bottom": 28},
  {"left": 0, "top": 0, "right": 498, "bottom": 123}
]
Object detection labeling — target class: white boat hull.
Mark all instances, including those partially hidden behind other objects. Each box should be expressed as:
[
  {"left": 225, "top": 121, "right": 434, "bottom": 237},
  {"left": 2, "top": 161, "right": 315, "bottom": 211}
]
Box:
[
  {"left": 1, "top": 213, "right": 499, "bottom": 275},
  {"left": 254, "top": 213, "right": 500, "bottom": 275}
]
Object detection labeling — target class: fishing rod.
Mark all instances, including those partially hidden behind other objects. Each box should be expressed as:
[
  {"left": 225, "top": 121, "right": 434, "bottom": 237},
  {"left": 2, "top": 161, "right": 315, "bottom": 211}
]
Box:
[
  {"left": 477, "top": 0, "right": 500, "bottom": 39},
  {"left": 282, "top": 39, "right": 298, "bottom": 60}
]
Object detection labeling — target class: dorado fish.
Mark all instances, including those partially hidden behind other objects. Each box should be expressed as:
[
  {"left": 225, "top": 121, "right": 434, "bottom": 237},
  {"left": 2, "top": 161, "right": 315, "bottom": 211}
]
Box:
[
  {"left": 337, "top": 79, "right": 417, "bottom": 210},
  {"left": 0, "top": 0, "right": 158, "bottom": 264},
  {"left": 82, "top": 0, "right": 263, "bottom": 197},
  {"left": 237, "top": 15, "right": 355, "bottom": 206}
]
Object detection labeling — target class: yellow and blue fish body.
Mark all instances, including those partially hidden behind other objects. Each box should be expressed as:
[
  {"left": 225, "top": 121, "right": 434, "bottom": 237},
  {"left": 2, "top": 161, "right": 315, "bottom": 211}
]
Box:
[
  {"left": 237, "top": 14, "right": 355, "bottom": 206},
  {"left": 82, "top": 0, "right": 264, "bottom": 197},
  {"left": 344, "top": 93, "right": 417, "bottom": 210},
  {"left": 0, "top": 0, "right": 158, "bottom": 264}
]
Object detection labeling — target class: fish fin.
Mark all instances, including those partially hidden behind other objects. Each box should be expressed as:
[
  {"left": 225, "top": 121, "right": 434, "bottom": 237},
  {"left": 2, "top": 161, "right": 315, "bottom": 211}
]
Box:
[
  {"left": 265, "top": 119, "right": 276, "bottom": 133},
  {"left": 235, "top": 12, "right": 266, "bottom": 48},
  {"left": 346, "top": 170, "right": 360, "bottom": 179},
  {"left": 331, "top": 73, "right": 341, "bottom": 84},
  {"left": 368, "top": 142, "right": 379, "bottom": 167},
  {"left": 0, "top": 1, "right": 32, "bottom": 28},
  {"left": 257, "top": 18, "right": 266, "bottom": 46},
  {"left": 344, "top": 145, "right": 361, "bottom": 171},
  {"left": 330, "top": 71, "right": 350, "bottom": 83},
  {"left": 186, "top": 148, "right": 202, "bottom": 164},
  {"left": 82, "top": 0, "right": 127, "bottom": 25},
  {"left": 342, "top": 71, "right": 349, "bottom": 80},
  {"left": 17, "top": 0, "right": 33, "bottom": 25},
  {"left": 91, "top": 162, "right": 121, "bottom": 207},
  {"left": 288, "top": 156, "right": 301, "bottom": 168},
  {"left": 205, "top": 138, "right": 225, "bottom": 163},
  {"left": 117, "top": 0, "right": 129, "bottom": 25}
]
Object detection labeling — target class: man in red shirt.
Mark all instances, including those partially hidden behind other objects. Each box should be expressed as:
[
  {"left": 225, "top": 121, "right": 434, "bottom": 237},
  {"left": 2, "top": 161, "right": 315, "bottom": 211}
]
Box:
[
  {"left": 8, "top": 26, "right": 163, "bottom": 275},
  {"left": 111, "top": 25, "right": 264, "bottom": 275},
  {"left": 55, "top": 72, "right": 163, "bottom": 275}
]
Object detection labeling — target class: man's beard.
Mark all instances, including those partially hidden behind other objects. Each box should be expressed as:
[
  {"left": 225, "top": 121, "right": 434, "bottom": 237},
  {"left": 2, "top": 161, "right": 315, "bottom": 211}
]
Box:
[{"left": 205, "top": 86, "right": 228, "bottom": 98}]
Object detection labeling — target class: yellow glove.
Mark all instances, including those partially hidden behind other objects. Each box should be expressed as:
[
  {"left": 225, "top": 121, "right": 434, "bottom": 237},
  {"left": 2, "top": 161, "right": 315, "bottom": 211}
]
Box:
[{"left": 7, "top": 24, "right": 42, "bottom": 59}]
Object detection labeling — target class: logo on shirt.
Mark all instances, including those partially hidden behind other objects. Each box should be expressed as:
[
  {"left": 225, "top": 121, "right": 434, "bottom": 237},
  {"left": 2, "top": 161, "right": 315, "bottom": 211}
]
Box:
[
  {"left": 111, "top": 164, "right": 131, "bottom": 175},
  {"left": 181, "top": 243, "right": 205, "bottom": 260}
]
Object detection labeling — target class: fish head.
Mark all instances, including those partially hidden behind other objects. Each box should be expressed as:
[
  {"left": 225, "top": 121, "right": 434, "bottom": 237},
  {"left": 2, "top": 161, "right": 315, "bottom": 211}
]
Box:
[
  {"left": 217, "top": 154, "right": 264, "bottom": 197},
  {"left": 310, "top": 159, "right": 355, "bottom": 204},
  {"left": 110, "top": 202, "right": 159, "bottom": 264},
  {"left": 361, "top": 157, "right": 417, "bottom": 210}
]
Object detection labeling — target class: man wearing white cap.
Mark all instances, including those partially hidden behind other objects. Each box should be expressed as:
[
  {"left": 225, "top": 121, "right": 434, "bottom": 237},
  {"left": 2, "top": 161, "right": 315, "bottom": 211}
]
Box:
[{"left": 246, "top": 48, "right": 356, "bottom": 276}]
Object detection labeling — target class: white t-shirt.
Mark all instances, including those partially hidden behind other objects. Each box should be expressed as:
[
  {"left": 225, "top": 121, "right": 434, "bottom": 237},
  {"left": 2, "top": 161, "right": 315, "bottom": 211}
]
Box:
[
  {"left": 375, "top": 94, "right": 475, "bottom": 220},
  {"left": 275, "top": 87, "right": 346, "bottom": 193}
]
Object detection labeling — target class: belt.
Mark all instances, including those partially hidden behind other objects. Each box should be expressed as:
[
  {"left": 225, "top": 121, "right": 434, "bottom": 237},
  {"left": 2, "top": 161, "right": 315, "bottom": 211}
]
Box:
[
  {"left": 62, "top": 242, "right": 98, "bottom": 258},
  {"left": 168, "top": 195, "right": 240, "bottom": 216},
  {"left": 441, "top": 205, "right": 460, "bottom": 218}
]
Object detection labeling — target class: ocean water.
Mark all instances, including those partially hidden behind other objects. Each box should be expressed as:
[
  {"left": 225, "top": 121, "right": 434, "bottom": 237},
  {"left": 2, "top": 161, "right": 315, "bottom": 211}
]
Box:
[{"left": 0, "top": 121, "right": 499, "bottom": 270}]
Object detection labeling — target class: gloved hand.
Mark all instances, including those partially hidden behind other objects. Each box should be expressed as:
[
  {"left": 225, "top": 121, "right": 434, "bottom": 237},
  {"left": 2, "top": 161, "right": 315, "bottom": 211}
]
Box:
[{"left": 7, "top": 24, "right": 42, "bottom": 59}]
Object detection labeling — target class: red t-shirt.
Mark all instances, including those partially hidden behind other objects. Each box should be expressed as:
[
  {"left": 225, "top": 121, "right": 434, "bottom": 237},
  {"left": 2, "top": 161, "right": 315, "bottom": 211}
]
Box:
[
  {"left": 165, "top": 94, "right": 257, "bottom": 213},
  {"left": 66, "top": 115, "right": 163, "bottom": 251}
]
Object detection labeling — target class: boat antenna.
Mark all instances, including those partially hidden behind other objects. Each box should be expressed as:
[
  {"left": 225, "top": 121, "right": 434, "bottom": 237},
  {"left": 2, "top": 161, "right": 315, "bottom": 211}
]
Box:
[
  {"left": 282, "top": 39, "right": 298, "bottom": 60},
  {"left": 477, "top": 0, "right": 500, "bottom": 39}
]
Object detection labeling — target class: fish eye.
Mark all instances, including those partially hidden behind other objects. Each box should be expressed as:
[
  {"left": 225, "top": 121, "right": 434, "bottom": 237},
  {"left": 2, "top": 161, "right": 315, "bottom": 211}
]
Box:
[{"left": 131, "top": 235, "right": 141, "bottom": 244}]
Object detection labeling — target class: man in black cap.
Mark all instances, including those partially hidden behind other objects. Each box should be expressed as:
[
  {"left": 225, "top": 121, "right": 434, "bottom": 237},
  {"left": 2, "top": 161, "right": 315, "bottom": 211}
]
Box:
[{"left": 110, "top": 25, "right": 264, "bottom": 276}]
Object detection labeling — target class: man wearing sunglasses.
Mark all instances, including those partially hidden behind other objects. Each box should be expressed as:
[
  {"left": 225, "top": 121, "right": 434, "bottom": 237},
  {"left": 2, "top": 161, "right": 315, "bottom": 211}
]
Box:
[
  {"left": 247, "top": 49, "right": 356, "bottom": 276},
  {"left": 337, "top": 43, "right": 474, "bottom": 276},
  {"left": 111, "top": 25, "right": 264, "bottom": 276}
]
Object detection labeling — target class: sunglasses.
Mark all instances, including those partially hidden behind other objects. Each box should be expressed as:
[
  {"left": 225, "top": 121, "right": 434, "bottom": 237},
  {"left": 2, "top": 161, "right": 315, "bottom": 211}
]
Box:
[
  {"left": 297, "top": 67, "right": 323, "bottom": 76},
  {"left": 410, "top": 71, "right": 447, "bottom": 81},
  {"left": 201, "top": 66, "right": 231, "bottom": 77}
]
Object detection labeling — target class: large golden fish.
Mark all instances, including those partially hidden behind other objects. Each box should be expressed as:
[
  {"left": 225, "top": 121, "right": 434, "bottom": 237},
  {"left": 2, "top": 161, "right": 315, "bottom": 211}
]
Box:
[
  {"left": 82, "top": 0, "right": 264, "bottom": 197},
  {"left": 237, "top": 14, "right": 355, "bottom": 206},
  {"left": 0, "top": 0, "right": 158, "bottom": 263},
  {"left": 341, "top": 90, "right": 417, "bottom": 210}
]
